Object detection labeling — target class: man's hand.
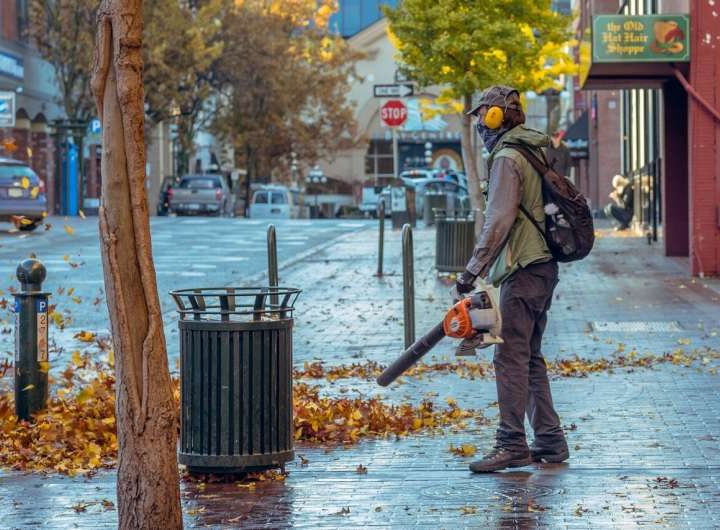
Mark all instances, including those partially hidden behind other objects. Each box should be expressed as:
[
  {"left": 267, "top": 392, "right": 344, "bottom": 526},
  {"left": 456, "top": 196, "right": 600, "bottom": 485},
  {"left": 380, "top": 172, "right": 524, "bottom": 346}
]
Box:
[{"left": 455, "top": 270, "right": 476, "bottom": 297}]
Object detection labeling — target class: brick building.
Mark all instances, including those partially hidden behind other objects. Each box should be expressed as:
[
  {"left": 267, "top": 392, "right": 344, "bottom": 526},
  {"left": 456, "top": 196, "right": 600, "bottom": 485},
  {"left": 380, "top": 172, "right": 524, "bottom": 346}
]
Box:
[
  {"left": 0, "top": 0, "right": 63, "bottom": 213},
  {"left": 580, "top": 0, "right": 720, "bottom": 276}
]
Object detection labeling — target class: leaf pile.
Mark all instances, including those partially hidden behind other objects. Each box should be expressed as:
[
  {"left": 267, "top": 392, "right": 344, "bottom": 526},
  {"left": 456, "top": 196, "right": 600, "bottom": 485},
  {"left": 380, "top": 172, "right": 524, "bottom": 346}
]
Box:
[
  {"left": 0, "top": 361, "right": 479, "bottom": 474},
  {"left": 294, "top": 347, "right": 720, "bottom": 383},
  {"left": 293, "top": 383, "right": 477, "bottom": 444},
  {"left": 0, "top": 353, "right": 116, "bottom": 475}
]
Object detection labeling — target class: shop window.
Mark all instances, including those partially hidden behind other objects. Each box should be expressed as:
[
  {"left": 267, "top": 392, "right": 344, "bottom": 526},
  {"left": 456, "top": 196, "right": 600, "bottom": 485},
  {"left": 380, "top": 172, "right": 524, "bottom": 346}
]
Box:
[{"left": 365, "top": 140, "right": 394, "bottom": 178}]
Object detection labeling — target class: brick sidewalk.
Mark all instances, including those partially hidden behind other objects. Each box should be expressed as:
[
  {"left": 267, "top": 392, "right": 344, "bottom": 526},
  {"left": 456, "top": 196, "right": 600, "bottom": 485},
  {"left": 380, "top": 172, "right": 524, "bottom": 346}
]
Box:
[{"left": 1, "top": 224, "right": 720, "bottom": 528}]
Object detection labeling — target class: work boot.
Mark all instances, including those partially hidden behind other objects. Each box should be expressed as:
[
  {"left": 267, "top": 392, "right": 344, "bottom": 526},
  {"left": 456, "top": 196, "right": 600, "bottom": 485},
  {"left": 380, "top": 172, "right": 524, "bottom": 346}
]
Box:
[
  {"left": 469, "top": 447, "right": 531, "bottom": 473},
  {"left": 530, "top": 443, "right": 570, "bottom": 464}
]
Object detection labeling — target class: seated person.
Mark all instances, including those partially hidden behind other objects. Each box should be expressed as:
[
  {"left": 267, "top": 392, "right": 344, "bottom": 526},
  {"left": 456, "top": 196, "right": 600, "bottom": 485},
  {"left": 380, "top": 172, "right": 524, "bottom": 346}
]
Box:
[{"left": 604, "top": 175, "right": 634, "bottom": 230}]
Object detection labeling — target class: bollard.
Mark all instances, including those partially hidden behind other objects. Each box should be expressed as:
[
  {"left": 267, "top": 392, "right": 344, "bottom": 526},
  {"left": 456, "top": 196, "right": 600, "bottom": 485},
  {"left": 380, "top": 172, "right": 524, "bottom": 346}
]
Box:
[
  {"left": 402, "top": 224, "right": 415, "bottom": 349},
  {"left": 267, "top": 224, "right": 279, "bottom": 306},
  {"left": 377, "top": 199, "right": 385, "bottom": 277},
  {"left": 13, "top": 259, "right": 50, "bottom": 421}
]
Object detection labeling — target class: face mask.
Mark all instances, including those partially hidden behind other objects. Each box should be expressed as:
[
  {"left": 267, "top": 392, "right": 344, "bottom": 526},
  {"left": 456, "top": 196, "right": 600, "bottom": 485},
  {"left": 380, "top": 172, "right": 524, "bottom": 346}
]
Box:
[{"left": 476, "top": 121, "right": 507, "bottom": 151}]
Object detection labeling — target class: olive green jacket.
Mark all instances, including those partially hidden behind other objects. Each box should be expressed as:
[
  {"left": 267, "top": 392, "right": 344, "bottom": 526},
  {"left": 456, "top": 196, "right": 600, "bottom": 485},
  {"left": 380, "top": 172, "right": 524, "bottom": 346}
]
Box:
[{"left": 465, "top": 126, "right": 552, "bottom": 286}]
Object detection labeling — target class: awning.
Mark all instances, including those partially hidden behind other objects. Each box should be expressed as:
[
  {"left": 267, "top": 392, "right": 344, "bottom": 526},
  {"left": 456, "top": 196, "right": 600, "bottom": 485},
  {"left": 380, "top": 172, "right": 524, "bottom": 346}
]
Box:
[{"left": 564, "top": 111, "right": 589, "bottom": 159}]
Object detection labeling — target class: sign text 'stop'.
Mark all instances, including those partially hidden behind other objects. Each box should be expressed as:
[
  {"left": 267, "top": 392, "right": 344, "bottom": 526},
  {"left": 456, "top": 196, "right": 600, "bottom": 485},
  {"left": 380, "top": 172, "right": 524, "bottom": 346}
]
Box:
[{"left": 380, "top": 100, "right": 408, "bottom": 128}]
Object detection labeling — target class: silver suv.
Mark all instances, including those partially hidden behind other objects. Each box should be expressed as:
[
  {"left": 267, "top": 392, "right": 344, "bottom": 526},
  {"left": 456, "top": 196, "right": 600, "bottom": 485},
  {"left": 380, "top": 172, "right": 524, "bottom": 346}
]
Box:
[{"left": 0, "top": 157, "right": 47, "bottom": 231}]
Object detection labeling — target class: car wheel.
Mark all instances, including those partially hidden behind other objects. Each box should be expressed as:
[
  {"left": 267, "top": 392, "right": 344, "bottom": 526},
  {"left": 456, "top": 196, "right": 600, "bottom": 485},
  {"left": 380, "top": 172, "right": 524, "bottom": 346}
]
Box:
[{"left": 18, "top": 220, "right": 41, "bottom": 232}]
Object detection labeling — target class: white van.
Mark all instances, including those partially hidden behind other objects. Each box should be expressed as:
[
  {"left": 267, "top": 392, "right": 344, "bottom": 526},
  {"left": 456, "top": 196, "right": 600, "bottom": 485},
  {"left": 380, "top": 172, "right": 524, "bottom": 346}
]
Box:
[{"left": 249, "top": 186, "right": 299, "bottom": 219}]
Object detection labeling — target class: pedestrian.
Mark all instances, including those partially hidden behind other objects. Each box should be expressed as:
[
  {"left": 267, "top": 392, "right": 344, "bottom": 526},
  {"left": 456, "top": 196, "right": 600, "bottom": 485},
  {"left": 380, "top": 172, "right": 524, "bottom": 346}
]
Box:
[
  {"left": 547, "top": 130, "right": 573, "bottom": 182},
  {"left": 456, "top": 85, "right": 569, "bottom": 473},
  {"left": 604, "top": 174, "right": 634, "bottom": 230}
]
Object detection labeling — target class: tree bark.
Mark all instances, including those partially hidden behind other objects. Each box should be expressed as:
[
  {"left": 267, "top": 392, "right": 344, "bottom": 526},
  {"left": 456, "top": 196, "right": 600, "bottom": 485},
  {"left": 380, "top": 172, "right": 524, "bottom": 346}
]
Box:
[
  {"left": 461, "top": 93, "right": 486, "bottom": 236},
  {"left": 91, "top": 2, "right": 183, "bottom": 528}
]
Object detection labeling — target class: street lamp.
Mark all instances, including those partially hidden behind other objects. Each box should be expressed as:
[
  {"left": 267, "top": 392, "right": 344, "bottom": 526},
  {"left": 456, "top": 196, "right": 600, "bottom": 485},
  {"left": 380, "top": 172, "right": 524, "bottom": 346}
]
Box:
[{"left": 307, "top": 166, "right": 326, "bottom": 217}]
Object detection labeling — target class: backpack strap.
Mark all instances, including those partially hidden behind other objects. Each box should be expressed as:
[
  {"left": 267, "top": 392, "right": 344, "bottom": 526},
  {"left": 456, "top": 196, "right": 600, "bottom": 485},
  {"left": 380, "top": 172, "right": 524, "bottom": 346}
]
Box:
[
  {"left": 504, "top": 142, "right": 552, "bottom": 176},
  {"left": 505, "top": 142, "right": 549, "bottom": 240},
  {"left": 518, "top": 203, "right": 547, "bottom": 239}
]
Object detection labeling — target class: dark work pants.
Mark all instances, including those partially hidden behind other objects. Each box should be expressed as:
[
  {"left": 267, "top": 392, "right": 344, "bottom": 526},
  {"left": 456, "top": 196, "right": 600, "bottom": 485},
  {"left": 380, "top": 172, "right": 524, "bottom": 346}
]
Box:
[{"left": 494, "top": 260, "right": 567, "bottom": 453}]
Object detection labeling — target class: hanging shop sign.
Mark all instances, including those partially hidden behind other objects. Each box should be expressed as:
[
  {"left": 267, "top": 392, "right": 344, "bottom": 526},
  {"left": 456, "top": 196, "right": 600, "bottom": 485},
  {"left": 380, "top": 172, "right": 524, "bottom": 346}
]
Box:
[{"left": 593, "top": 14, "right": 690, "bottom": 63}]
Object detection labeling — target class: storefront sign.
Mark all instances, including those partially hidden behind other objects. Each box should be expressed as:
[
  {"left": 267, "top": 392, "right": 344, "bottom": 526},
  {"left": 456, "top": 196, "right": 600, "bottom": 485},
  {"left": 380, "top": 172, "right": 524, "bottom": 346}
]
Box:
[
  {"left": 0, "top": 51, "right": 24, "bottom": 80},
  {"left": 593, "top": 14, "right": 690, "bottom": 63},
  {"left": 0, "top": 92, "right": 16, "bottom": 128}
]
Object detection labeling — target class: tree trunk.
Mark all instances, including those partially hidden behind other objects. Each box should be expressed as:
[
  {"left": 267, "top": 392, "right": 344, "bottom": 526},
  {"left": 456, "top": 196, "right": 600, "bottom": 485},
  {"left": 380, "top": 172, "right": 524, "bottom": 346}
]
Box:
[
  {"left": 461, "top": 94, "right": 486, "bottom": 236},
  {"left": 91, "top": 2, "right": 183, "bottom": 529}
]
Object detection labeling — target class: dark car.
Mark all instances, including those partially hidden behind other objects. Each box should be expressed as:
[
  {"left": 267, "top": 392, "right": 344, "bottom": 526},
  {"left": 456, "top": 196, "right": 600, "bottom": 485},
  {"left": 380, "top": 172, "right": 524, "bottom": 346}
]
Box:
[
  {"left": 0, "top": 158, "right": 47, "bottom": 231},
  {"left": 156, "top": 176, "right": 178, "bottom": 216}
]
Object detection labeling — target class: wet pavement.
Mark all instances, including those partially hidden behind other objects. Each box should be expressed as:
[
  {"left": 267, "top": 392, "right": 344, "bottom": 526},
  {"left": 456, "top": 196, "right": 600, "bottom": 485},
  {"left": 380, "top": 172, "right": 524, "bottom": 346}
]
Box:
[{"left": 1, "top": 220, "right": 720, "bottom": 528}]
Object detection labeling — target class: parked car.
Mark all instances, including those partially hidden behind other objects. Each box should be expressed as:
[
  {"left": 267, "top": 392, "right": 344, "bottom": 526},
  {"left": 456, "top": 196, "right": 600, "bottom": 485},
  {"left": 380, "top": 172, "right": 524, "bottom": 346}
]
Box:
[
  {"left": 168, "top": 174, "right": 233, "bottom": 216},
  {"left": 156, "top": 175, "right": 178, "bottom": 216},
  {"left": 0, "top": 157, "right": 47, "bottom": 231},
  {"left": 248, "top": 185, "right": 300, "bottom": 219}
]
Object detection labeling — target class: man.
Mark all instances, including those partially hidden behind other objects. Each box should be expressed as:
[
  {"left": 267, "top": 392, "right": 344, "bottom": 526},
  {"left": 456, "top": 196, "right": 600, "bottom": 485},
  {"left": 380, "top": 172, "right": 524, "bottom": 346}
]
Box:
[
  {"left": 547, "top": 130, "right": 573, "bottom": 182},
  {"left": 456, "top": 85, "right": 568, "bottom": 473}
]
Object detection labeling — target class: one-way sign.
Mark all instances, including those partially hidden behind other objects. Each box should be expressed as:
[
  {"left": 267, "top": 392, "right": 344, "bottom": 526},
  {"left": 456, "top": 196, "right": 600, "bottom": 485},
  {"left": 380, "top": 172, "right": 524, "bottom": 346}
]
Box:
[{"left": 373, "top": 83, "right": 414, "bottom": 98}]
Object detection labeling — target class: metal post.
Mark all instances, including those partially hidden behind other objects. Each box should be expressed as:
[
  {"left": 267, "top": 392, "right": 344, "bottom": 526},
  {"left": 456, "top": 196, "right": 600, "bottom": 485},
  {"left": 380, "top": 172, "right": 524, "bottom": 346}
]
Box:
[
  {"left": 377, "top": 199, "right": 385, "bottom": 277},
  {"left": 402, "top": 224, "right": 415, "bottom": 349},
  {"left": 392, "top": 127, "right": 399, "bottom": 178},
  {"left": 13, "top": 259, "right": 50, "bottom": 421},
  {"left": 267, "top": 224, "right": 279, "bottom": 306}
]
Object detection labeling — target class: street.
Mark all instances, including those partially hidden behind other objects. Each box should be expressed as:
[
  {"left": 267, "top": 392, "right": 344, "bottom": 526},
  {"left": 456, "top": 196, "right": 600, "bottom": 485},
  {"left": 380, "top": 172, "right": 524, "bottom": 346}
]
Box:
[
  {"left": 1, "top": 218, "right": 720, "bottom": 528},
  {"left": 0, "top": 216, "right": 372, "bottom": 367}
]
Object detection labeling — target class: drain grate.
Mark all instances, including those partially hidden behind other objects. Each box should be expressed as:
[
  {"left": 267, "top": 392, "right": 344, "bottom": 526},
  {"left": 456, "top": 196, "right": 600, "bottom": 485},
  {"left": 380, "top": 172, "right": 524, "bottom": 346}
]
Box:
[{"left": 590, "top": 321, "right": 683, "bottom": 332}]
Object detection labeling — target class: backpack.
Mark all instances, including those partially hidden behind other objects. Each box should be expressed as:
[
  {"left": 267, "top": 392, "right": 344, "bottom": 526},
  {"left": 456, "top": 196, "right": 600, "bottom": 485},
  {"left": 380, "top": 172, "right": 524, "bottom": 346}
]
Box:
[{"left": 506, "top": 143, "right": 595, "bottom": 263}]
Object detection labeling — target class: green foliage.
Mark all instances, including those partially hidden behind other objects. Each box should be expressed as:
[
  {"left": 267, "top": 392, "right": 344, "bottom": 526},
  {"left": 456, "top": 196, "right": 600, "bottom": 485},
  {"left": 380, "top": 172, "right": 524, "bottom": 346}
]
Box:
[{"left": 384, "top": 0, "right": 577, "bottom": 103}]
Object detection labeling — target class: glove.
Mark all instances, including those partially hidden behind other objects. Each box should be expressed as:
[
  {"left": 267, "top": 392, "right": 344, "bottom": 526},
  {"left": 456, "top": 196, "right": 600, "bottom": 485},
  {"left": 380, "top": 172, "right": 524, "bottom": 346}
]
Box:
[{"left": 455, "top": 270, "right": 476, "bottom": 297}]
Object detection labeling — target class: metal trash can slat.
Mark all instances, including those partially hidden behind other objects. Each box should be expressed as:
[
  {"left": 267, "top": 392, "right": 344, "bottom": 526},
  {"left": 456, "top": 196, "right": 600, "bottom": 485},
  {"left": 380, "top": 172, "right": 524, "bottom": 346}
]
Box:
[
  {"left": 435, "top": 209, "right": 477, "bottom": 273},
  {"left": 172, "top": 287, "right": 300, "bottom": 473}
]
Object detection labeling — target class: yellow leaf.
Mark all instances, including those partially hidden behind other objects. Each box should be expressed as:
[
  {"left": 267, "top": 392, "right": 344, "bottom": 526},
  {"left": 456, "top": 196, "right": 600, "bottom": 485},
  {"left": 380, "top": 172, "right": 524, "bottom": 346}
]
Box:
[
  {"left": 20, "top": 177, "right": 30, "bottom": 189},
  {"left": 71, "top": 350, "right": 83, "bottom": 366},
  {"left": 74, "top": 331, "right": 96, "bottom": 343},
  {"left": 38, "top": 361, "right": 50, "bottom": 373},
  {"left": 20, "top": 217, "right": 33, "bottom": 225},
  {"left": 78, "top": 210, "right": 86, "bottom": 219},
  {"left": 30, "top": 187, "right": 40, "bottom": 199},
  {"left": 77, "top": 386, "right": 95, "bottom": 404},
  {"left": 107, "top": 350, "right": 115, "bottom": 367},
  {"left": 67, "top": 287, "right": 75, "bottom": 296},
  {"left": 22, "top": 384, "right": 35, "bottom": 391},
  {"left": 63, "top": 255, "right": 70, "bottom": 262},
  {"left": 64, "top": 225, "right": 74, "bottom": 236},
  {"left": 71, "top": 296, "right": 82, "bottom": 304}
]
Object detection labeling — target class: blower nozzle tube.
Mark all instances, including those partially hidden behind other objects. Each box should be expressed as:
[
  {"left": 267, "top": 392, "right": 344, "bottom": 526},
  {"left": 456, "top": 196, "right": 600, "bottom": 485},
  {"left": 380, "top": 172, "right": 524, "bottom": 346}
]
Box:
[{"left": 376, "top": 322, "right": 446, "bottom": 387}]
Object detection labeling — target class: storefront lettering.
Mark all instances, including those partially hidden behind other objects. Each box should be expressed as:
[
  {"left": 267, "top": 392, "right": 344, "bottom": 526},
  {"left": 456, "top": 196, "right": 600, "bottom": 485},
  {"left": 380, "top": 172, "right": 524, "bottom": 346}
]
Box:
[{"left": 593, "top": 14, "right": 690, "bottom": 63}]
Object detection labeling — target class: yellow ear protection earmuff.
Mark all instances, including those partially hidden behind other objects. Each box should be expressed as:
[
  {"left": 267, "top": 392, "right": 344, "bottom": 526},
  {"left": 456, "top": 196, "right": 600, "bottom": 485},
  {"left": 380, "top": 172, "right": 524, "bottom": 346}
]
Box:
[
  {"left": 483, "top": 106, "right": 505, "bottom": 129},
  {"left": 480, "top": 89, "right": 520, "bottom": 130}
]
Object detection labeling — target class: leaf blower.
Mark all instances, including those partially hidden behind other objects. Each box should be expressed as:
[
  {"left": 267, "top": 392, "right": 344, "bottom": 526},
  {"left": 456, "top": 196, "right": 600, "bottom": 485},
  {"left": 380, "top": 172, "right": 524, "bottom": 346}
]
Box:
[{"left": 377, "top": 283, "right": 503, "bottom": 387}]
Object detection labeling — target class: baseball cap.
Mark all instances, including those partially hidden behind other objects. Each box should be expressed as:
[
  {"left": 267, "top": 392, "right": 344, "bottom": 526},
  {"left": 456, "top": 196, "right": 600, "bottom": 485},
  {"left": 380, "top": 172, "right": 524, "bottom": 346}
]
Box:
[{"left": 467, "top": 85, "right": 521, "bottom": 116}]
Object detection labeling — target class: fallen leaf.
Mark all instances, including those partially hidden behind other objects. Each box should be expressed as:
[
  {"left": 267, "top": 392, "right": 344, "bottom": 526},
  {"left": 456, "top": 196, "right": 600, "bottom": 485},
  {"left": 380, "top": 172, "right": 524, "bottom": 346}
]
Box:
[{"left": 64, "top": 225, "right": 74, "bottom": 236}]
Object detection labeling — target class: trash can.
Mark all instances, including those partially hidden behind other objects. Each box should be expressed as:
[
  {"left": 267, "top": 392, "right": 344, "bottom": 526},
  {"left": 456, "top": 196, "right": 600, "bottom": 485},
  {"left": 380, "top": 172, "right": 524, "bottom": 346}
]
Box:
[
  {"left": 423, "top": 192, "right": 447, "bottom": 226},
  {"left": 170, "top": 286, "right": 301, "bottom": 473},
  {"left": 435, "top": 209, "right": 477, "bottom": 273}
]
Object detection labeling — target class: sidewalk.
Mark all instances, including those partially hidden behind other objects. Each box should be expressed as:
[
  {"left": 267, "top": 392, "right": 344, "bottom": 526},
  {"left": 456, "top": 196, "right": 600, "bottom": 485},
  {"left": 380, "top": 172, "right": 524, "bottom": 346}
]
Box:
[{"left": 1, "top": 223, "right": 720, "bottom": 528}]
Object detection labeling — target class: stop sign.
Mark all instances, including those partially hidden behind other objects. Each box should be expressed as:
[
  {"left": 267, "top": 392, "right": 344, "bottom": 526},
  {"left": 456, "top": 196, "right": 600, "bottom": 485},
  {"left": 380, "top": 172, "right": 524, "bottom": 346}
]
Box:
[{"left": 380, "top": 100, "right": 408, "bottom": 127}]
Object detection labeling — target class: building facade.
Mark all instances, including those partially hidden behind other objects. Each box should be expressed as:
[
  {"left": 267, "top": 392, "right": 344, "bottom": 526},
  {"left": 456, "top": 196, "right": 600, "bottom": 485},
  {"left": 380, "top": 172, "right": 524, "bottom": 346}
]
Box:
[
  {"left": 581, "top": 0, "right": 720, "bottom": 275},
  {"left": 0, "top": 0, "right": 63, "bottom": 212}
]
